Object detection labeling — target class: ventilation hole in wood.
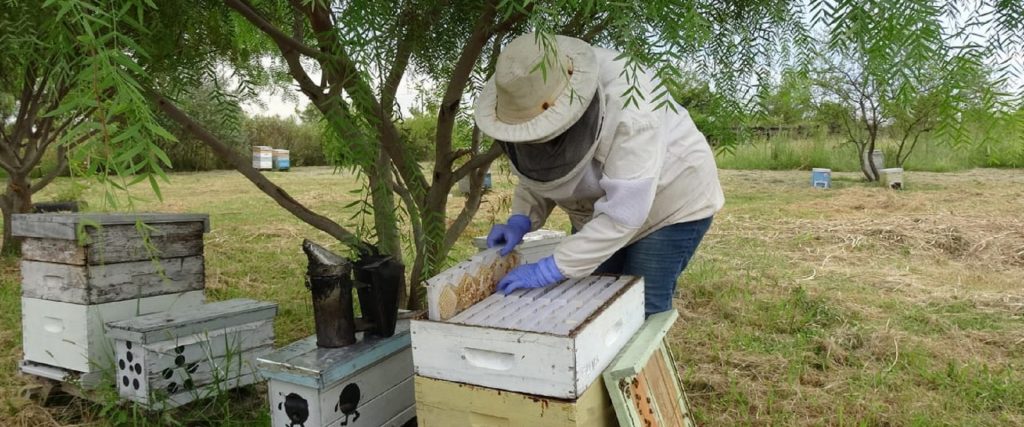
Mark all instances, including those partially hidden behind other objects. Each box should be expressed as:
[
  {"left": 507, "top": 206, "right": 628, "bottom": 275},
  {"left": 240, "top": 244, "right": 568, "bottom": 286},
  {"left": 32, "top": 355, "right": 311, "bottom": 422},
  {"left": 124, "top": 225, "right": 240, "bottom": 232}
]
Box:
[
  {"left": 184, "top": 379, "right": 194, "bottom": 390},
  {"left": 122, "top": 376, "right": 130, "bottom": 387},
  {"left": 119, "top": 359, "right": 125, "bottom": 370},
  {"left": 126, "top": 352, "right": 133, "bottom": 362},
  {"left": 175, "top": 346, "right": 184, "bottom": 354},
  {"left": 167, "top": 382, "right": 178, "bottom": 393},
  {"left": 134, "top": 363, "right": 142, "bottom": 375},
  {"left": 186, "top": 362, "right": 199, "bottom": 374},
  {"left": 162, "top": 368, "right": 173, "bottom": 379},
  {"left": 175, "top": 355, "right": 185, "bottom": 366},
  {"left": 132, "top": 379, "right": 140, "bottom": 390},
  {"left": 125, "top": 341, "right": 132, "bottom": 350}
]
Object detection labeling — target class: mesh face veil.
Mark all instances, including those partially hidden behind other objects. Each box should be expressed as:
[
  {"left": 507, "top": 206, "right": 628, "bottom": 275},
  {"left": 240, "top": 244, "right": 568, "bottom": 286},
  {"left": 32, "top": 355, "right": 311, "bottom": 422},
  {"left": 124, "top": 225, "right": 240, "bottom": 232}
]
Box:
[{"left": 501, "top": 94, "right": 602, "bottom": 183}]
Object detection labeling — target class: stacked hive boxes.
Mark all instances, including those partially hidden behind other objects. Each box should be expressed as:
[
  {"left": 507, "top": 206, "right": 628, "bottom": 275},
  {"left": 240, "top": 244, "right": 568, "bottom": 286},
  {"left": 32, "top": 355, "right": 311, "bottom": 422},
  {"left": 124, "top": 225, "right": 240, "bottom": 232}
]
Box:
[
  {"left": 15, "top": 213, "right": 209, "bottom": 387},
  {"left": 413, "top": 271, "right": 646, "bottom": 426},
  {"left": 252, "top": 146, "right": 273, "bottom": 170},
  {"left": 272, "top": 149, "right": 290, "bottom": 171},
  {"left": 106, "top": 299, "right": 277, "bottom": 409}
]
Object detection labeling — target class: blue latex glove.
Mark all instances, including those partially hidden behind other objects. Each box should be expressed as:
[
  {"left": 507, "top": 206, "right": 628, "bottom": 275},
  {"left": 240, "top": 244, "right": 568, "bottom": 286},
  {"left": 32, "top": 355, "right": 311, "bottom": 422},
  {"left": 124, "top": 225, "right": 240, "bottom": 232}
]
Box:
[
  {"left": 486, "top": 214, "right": 532, "bottom": 256},
  {"left": 497, "top": 256, "right": 566, "bottom": 295}
]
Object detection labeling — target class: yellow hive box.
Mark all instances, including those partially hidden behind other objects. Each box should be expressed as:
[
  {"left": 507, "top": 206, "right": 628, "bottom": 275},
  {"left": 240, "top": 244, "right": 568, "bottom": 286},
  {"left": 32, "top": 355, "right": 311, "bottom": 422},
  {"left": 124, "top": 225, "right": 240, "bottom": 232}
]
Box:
[{"left": 415, "top": 375, "right": 616, "bottom": 427}]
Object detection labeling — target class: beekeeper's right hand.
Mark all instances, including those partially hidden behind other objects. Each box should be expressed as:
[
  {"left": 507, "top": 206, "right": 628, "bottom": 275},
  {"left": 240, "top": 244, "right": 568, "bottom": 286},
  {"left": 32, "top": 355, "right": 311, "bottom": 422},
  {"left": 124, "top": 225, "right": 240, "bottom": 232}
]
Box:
[{"left": 486, "top": 214, "right": 532, "bottom": 256}]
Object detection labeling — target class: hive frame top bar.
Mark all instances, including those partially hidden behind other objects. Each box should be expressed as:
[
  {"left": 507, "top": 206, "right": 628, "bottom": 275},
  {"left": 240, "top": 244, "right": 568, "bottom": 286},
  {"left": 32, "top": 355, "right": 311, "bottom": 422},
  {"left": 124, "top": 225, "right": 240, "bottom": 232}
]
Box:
[{"left": 448, "top": 275, "right": 637, "bottom": 336}]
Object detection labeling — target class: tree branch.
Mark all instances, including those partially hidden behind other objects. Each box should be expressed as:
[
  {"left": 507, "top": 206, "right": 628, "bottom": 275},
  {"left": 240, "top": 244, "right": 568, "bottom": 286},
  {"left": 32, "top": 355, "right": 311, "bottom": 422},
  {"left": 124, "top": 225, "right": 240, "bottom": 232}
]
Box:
[
  {"left": 150, "top": 90, "right": 364, "bottom": 248},
  {"left": 224, "top": 0, "right": 323, "bottom": 60},
  {"left": 453, "top": 142, "right": 502, "bottom": 181},
  {"left": 434, "top": 3, "right": 501, "bottom": 162},
  {"left": 30, "top": 144, "right": 70, "bottom": 194},
  {"left": 443, "top": 166, "right": 486, "bottom": 250},
  {"left": 581, "top": 14, "right": 613, "bottom": 42},
  {"left": 292, "top": 0, "right": 429, "bottom": 200}
]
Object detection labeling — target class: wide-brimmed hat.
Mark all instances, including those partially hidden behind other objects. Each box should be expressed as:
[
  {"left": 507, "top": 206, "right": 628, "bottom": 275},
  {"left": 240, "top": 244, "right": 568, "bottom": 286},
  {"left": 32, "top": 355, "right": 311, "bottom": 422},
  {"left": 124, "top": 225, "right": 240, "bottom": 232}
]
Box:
[{"left": 474, "top": 33, "right": 598, "bottom": 144}]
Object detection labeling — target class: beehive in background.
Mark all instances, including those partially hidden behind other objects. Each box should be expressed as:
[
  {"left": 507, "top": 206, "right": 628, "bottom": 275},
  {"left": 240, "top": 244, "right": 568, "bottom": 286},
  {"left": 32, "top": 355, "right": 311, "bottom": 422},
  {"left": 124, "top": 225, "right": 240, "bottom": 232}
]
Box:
[
  {"left": 15, "top": 213, "right": 209, "bottom": 386},
  {"left": 252, "top": 145, "right": 273, "bottom": 170},
  {"left": 273, "top": 149, "right": 290, "bottom": 171},
  {"left": 106, "top": 299, "right": 277, "bottom": 409}
]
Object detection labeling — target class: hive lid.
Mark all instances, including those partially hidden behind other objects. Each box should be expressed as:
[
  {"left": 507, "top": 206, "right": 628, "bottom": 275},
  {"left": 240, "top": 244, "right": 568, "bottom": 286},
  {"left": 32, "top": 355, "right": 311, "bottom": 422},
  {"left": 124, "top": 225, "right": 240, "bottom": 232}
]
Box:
[
  {"left": 257, "top": 320, "right": 411, "bottom": 389},
  {"left": 105, "top": 299, "right": 277, "bottom": 344},
  {"left": 12, "top": 212, "right": 211, "bottom": 239},
  {"left": 447, "top": 275, "right": 638, "bottom": 336}
]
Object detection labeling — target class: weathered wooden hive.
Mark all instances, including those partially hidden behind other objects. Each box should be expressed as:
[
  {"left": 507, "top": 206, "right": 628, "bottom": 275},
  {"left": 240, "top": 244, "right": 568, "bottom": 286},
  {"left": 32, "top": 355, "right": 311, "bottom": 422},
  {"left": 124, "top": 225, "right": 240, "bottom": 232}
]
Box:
[
  {"left": 257, "top": 320, "right": 415, "bottom": 427},
  {"left": 15, "top": 213, "right": 209, "bottom": 386},
  {"left": 106, "top": 299, "right": 277, "bottom": 409}
]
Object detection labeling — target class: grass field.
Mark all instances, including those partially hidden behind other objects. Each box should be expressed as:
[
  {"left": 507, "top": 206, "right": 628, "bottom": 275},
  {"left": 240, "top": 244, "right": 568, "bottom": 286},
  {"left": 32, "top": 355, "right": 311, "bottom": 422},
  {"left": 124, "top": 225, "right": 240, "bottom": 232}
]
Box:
[{"left": 1, "top": 164, "right": 1023, "bottom": 426}]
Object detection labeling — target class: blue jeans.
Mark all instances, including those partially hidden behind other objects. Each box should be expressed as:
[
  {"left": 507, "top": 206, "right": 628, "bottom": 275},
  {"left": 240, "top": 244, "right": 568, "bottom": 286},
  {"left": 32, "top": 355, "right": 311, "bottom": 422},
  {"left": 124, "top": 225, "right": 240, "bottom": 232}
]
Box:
[{"left": 593, "top": 216, "right": 713, "bottom": 316}]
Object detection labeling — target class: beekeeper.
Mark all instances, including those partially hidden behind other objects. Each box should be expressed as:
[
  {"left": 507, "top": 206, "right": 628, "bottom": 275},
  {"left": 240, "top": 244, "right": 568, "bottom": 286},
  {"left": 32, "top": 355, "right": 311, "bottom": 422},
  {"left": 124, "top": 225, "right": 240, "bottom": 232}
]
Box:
[{"left": 476, "top": 33, "right": 725, "bottom": 316}]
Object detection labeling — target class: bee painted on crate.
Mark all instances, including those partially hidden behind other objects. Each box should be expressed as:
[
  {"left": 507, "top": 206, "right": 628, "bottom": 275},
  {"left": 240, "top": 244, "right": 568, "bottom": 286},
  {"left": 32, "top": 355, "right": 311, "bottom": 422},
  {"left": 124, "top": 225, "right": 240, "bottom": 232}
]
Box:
[
  {"left": 335, "top": 383, "right": 361, "bottom": 425},
  {"left": 279, "top": 392, "right": 309, "bottom": 427}
]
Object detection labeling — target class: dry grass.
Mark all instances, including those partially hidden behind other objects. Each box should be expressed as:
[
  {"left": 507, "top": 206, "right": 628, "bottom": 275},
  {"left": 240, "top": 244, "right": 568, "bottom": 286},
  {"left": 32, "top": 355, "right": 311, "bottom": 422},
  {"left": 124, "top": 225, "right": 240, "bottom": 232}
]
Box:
[{"left": 1, "top": 165, "right": 1022, "bottom": 425}]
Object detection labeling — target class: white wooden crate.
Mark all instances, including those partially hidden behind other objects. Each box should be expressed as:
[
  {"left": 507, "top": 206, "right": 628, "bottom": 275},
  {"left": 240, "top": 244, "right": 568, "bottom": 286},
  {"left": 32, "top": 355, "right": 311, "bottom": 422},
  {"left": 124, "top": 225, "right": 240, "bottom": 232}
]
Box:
[
  {"left": 105, "top": 299, "right": 277, "bottom": 409},
  {"left": 21, "top": 291, "right": 205, "bottom": 376},
  {"left": 258, "top": 320, "right": 414, "bottom": 427},
  {"left": 412, "top": 275, "right": 645, "bottom": 399},
  {"left": 472, "top": 228, "right": 566, "bottom": 263}
]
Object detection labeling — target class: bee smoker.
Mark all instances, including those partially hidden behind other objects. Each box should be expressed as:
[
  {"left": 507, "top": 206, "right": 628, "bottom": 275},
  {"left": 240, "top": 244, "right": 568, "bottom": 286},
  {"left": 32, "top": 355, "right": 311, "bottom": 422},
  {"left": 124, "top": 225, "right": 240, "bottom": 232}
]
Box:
[{"left": 302, "top": 240, "right": 404, "bottom": 348}]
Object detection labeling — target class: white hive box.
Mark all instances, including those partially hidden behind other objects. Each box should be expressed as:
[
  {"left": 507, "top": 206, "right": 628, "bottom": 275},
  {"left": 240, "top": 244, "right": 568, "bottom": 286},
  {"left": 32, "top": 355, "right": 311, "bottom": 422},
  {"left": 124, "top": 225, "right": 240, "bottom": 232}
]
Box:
[
  {"left": 253, "top": 146, "right": 273, "bottom": 170},
  {"left": 21, "top": 291, "right": 205, "bottom": 380},
  {"left": 14, "top": 213, "right": 210, "bottom": 383},
  {"left": 106, "top": 299, "right": 277, "bottom": 409},
  {"left": 472, "top": 228, "right": 566, "bottom": 263},
  {"left": 412, "top": 275, "right": 645, "bottom": 399},
  {"left": 258, "top": 320, "right": 415, "bottom": 427}
]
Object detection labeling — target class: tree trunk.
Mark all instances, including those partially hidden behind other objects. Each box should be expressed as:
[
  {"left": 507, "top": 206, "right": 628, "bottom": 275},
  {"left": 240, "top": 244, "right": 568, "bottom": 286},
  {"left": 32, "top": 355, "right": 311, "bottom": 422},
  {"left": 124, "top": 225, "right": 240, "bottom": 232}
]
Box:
[{"left": 1, "top": 174, "right": 34, "bottom": 256}]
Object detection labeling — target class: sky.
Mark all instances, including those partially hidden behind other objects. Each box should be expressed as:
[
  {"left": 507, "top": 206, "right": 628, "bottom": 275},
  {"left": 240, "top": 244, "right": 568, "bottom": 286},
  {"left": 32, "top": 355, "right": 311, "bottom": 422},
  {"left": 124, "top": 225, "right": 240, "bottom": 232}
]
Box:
[{"left": 241, "top": 72, "right": 424, "bottom": 120}]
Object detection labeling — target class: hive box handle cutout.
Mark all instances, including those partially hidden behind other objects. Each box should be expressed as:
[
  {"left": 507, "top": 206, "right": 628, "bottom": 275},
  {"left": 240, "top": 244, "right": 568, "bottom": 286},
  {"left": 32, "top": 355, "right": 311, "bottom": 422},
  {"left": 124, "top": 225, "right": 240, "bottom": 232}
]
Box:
[{"left": 462, "top": 348, "right": 516, "bottom": 371}]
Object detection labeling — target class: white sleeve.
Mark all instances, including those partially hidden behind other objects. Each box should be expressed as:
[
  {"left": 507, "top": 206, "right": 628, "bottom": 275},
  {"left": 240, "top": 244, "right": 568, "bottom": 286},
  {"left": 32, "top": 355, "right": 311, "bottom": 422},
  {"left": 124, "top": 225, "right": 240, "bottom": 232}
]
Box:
[
  {"left": 511, "top": 183, "right": 557, "bottom": 231},
  {"left": 553, "top": 113, "right": 664, "bottom": 277}
]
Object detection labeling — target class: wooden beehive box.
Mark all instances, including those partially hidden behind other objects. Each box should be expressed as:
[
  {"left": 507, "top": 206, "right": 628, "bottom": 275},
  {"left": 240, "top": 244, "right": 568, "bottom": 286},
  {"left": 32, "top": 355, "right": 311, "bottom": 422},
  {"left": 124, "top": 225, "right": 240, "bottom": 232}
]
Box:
[
  {"left": 14, "top": 213, "right": 209, "bottom": 304},
  {"left": 604, "top": 310, "right": 697, "bottom": 427},
  {"left": 415, "top": 375, "right": 617, "bottom": 427},
  {"left": 14, "top": 213, "right": 210, "bottom": 382},
  {"left": 258, "top": 320, "right": 415, "bottom": 427},
  {"left": 105, "top": 299, "right": 277, "bottom": 409},
  {"left": 472, "top": 228, "right": 566, "bottom": 263},
  {"left": 412, "top": 275, "right": 645, "bottom": 399}
]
